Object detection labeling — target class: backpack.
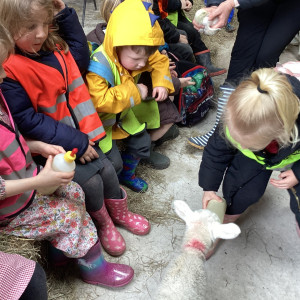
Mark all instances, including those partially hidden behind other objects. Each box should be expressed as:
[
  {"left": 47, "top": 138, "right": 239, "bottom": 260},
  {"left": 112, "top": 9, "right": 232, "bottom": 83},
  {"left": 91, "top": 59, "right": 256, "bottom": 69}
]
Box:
[{"left": 174, "top": 63, "right": 214, "bottom": 127}]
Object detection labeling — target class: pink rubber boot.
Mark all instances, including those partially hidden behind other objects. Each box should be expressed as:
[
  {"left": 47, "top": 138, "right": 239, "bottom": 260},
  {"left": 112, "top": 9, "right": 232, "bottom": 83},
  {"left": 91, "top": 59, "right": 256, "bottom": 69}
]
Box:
[
  {"left": 78, "top": 240, "right": 134, "bottom": 287},
  {"left": 105, "top": 187, "right": 151, "bottom": 235},
  {"left": 89, "top": 204, "right": 126, "bottom": 256},
  {"left": 205, "top": 213, "right": 241, "bottom": 260}
]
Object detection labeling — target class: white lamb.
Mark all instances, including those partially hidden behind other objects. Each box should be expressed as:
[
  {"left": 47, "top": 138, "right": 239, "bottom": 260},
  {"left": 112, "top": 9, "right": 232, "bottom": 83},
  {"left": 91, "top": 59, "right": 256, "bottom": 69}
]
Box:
[{"left": 155, "top": 200, "right": 241, "bottom": 300}]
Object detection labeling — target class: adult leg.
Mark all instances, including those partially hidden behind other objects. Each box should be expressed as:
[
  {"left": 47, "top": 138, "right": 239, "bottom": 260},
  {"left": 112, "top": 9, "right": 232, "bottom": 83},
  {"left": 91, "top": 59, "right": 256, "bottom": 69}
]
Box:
[
  {"left": 226, "top": 1, "right": 277, "bottom": 85},
  {"left": 254, "top": 0, "right": 300, "bottom": 69}
]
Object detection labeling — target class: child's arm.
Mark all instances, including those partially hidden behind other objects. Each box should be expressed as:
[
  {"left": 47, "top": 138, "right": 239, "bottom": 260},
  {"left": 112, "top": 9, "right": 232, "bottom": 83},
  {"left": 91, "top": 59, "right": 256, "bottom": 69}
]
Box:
[
  {"left": 26, "top": 140, "right": 65, "bottom": 157},
  {"left": 55, "top": 4, "right": 90, "bottom": 73},
  {"left": 86, "top": 72, "right": 142, "bottom": 114},
  {"left": 2, "top": 156, "right": 74, "bottom": 199},
  {"left": 2, "top": 81, "right": 89, "bottom": 158},
  {"left": 199, "top": 127, "right": 236, "bottom": 192},
  {"left": 148, "top": 51, "right": 175, "bottom": 95}
]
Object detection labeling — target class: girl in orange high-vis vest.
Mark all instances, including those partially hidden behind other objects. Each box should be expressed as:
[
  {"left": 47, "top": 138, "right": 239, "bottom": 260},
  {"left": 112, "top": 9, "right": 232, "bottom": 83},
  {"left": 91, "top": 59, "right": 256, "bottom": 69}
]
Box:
[
  {"left": 0, "top": 22, "right": 133, "bottom": 288},
  {"left": 0, "top": 0, "right": 150, "bottom": 262}
]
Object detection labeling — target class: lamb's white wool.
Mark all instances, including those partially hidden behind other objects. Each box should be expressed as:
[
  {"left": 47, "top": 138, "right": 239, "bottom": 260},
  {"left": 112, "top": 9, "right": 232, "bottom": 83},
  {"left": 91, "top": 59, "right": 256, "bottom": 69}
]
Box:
[{"left": 155, "top": 200, "right": 241, "bottom": 300}]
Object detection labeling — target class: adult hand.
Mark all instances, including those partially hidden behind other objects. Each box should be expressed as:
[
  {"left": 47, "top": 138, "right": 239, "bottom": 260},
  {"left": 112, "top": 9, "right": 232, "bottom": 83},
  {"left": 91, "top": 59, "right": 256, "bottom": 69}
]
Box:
[
  {"left": 36, "top": 155, "right": 74, "bottom": 188},
  {"left": 152, "top": 87, "right": 168, "bottom": 102},
  {"left": 179, "top": 34, "right": 188, "bottom": 44},
  {"left": 79, "top": 140, "right": 99, "bottom": 164},
  {"left": 202, "top": 191, "right": 223, "bottom": 209},
  {"left": 270, "top": 170, "right": 299, "bottom": 190},
  {"left": 208, "top": 0, "right": 235, "bottom": 29},
  {"left": 52, "top": 0, "right": 66, "bottom": 16},
  {"left": 137, "top": 83, "right": 148, "bottom": 100}
]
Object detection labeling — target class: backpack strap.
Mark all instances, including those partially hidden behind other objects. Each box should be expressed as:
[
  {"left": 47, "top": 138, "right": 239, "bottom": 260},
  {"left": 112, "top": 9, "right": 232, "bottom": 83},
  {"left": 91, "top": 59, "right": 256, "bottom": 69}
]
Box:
[{"left": 88, "top": 50, "right": 115, "bottom": 87}]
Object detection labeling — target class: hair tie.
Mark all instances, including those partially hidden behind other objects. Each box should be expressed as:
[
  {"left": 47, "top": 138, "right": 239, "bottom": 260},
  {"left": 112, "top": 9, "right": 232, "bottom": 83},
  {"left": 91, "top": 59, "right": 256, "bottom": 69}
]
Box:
[{"left": 257, "top": 84, "right": 268, "bottom": 94}]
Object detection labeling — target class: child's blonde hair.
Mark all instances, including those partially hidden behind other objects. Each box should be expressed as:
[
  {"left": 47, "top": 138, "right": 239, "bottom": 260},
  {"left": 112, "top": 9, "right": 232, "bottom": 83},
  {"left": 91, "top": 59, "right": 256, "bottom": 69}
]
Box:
[
  {"left": 0, "top": 23, "right": 14, "bottom": 58},
  {"left": 0, "top": 0, "right": 68, "bottom": 53},
  {"left": 101, "top": 0, "right": 122, "bottom": 23},
  {"left": 224, "top": 68, "right": 300, "bottom": 150}
]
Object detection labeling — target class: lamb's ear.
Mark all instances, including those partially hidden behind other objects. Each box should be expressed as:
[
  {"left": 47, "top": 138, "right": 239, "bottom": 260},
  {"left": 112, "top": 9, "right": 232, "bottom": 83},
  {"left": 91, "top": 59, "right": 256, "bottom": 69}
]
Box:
[
  {"left": 173, "top": 200, "right": 194, "bottom": 223},
  {"left": 210, "top": 223, "right": 241, "bottom": 240}
]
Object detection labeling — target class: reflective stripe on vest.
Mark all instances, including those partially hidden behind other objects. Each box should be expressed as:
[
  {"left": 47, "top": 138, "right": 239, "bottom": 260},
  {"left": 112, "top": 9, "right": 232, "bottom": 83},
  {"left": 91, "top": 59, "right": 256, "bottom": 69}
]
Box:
[
  {"left": 89, "top": 45, "right": 155, "bottom": 153},
  {"left": 0, "top": 96, "right": 36, "bottom": 218},
  {"left": 4, "top": 51, "right": 106, "bottom": 142},
  {"left": 225, "top": 127, "right": 300, "bottom": 170}
]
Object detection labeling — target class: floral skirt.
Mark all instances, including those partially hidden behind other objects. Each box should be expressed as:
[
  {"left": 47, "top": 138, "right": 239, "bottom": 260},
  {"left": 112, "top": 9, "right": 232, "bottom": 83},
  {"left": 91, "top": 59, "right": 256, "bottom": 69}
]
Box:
[{"left": 0, "top": 182, "right": 98, "bottom": 258}]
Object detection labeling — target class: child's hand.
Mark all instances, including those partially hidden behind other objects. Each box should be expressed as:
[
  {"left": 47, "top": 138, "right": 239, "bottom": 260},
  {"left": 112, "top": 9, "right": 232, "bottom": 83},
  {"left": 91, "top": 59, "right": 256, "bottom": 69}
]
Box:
[
  {"left": 179, "top": 77, "right": 195, "bottom": 88},
  {"left": 79, "top": 140, "right": 99, "bottom": 164},
  {"left": 202, "top": 191, "right": 222, "bottom": 209},
  {"left": 152, "top": 87, "right": 168, "bottom": 102},
  {"left": 36, "top": 155, "right": 74, "bottom": 188},
  {"left": 183, "top": 0, "right": 193, "bottom": 12},
  {"left": 181, "top": 0, "right": 192, "bottom": 10},
  {"left": 270, "top": 170, "right": 299, "bottom": 189},
  {"left": 26, "top": 140, "right": 65, "bottom": 158},
  {"left": 52, "top": 0, "right": 66, "bottom": 16},
  {"left": 179, "top": 34, "right": 188, "bottom": 44},
  {"left": 137, "top": 83, "right": 148, "bottom": 100}
]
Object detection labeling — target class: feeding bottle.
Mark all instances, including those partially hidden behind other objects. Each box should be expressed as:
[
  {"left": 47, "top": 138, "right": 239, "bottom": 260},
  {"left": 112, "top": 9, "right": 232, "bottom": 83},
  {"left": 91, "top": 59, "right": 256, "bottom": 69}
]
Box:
[
  {"left": 206, "top": 198, "right": 227, "bottom": 223},
  {"left": 38, "top": 148, "right": 78, "bottom": 195}
]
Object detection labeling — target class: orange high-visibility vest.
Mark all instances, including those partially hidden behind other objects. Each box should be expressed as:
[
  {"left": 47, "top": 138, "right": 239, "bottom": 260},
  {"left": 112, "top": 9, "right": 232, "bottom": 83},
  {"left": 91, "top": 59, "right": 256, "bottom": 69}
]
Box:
[{"left": 4, "top": 50, "right": 105, "bottom": 142}]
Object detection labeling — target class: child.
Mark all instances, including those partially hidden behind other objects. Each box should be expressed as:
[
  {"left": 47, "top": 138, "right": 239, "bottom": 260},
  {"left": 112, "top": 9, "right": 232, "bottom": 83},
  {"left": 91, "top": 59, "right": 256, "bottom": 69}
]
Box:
[
  {"left": 152, "top": 0, "right": 227, "bottom": 77},
  {"left": 85, "top": 0, "right": 175, "bottom": 192},
  {"left": 0, "top": 251, "right": 47, "bottom": 299},
  {"left": 87, "top": 0, "right": 184, "bottom": 171},
  {"left": 199, "top": 68, "right": 300, "bottom": 257},
  {"left": 0, "top": 22, "right": 133, "bottom": 287},
  {"left": 0, "top": 0, "right": 150, "bottom": 257}
]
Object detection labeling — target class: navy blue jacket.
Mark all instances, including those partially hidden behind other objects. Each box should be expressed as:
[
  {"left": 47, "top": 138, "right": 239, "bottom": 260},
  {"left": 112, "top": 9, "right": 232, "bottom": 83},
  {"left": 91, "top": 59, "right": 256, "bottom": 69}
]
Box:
[
  {"left": 1, "top": 7, "right": 90, "bottom": 158},
  {"left": 199, "top": 75, "right": 300, "bottom": 192}
]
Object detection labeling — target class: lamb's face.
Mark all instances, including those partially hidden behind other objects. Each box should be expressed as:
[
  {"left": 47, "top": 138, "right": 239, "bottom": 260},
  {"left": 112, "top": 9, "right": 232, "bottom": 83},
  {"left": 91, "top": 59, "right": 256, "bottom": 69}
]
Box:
[{"left": 184, "top": 209, "right": 220, "bottom": 250}]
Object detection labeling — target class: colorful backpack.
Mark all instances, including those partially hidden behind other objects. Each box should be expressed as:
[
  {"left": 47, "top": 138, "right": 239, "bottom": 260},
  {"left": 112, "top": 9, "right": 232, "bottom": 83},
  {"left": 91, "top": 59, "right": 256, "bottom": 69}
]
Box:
[{"left": 174, "top": 63, "right": 214, "bottom": 127}]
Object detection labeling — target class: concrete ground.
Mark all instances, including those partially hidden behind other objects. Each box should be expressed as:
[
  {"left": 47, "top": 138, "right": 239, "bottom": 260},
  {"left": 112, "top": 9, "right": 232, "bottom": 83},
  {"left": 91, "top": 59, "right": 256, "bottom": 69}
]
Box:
[{"left": 65, "top": 1, "right": 300, "bottom": 299}]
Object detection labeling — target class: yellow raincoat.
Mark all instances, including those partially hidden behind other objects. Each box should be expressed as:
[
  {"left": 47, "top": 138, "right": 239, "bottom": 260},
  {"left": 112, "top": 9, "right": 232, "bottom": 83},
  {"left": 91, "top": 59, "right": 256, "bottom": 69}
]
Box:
[{"left": 85, "top": 0, "right": 174, "bottom": 153}]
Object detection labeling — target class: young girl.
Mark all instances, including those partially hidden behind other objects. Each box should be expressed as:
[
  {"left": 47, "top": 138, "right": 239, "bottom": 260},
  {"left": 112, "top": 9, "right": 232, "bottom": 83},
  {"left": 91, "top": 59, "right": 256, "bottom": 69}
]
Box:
[
  {"left": 0, "top": 0, "right": 150, "bottom": 257},
  {"left": 0, "top": 22, "right": 133, "bottom": 287},
  {"left": 199, "top": 68, "right": 300, "bottom": 253}
]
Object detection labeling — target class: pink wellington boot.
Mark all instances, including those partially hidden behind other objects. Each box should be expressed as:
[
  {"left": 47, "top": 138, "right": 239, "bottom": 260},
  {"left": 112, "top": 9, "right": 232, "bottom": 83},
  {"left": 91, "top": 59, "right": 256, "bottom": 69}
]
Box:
[
  {"left": 105, "top": 187, "right": 151, "bottom": 235},
  {"left": 77, "top": 240, "right": 134, "bottom": 287},
  {"left": 89, "top": 204, "right": 126, "bottom": 256}
]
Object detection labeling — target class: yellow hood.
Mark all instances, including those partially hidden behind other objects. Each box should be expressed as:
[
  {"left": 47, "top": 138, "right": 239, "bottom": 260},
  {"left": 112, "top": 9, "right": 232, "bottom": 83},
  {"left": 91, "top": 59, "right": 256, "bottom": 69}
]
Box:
[{"left": 103, "top": 0, "right": 165, "bottom": 60}]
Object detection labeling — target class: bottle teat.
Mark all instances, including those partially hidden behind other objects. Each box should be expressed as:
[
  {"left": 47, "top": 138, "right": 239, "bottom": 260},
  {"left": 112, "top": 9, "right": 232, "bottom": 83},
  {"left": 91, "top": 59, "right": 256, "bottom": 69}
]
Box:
[{"left": 64, "top": 148, "right": 78, "bottom": 163}]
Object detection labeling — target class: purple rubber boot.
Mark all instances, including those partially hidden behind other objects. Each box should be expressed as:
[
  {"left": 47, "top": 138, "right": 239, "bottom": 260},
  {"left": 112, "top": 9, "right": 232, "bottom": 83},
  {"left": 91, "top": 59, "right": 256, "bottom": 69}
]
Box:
[{"left": 77, "top": 240, "right": 134, "bottom": 287}]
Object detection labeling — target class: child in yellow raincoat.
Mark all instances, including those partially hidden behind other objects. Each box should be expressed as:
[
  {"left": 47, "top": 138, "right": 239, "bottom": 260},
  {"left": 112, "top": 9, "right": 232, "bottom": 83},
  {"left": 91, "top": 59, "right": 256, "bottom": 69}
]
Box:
[{"left": 86, "top": 0, "right": 174, "bottom": 193}]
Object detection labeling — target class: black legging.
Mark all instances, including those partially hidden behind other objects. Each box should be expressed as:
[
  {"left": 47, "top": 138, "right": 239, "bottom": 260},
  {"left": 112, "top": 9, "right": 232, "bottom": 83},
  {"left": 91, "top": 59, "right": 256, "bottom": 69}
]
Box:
[
  {"left": 226, "top": 0, "right": 300, "bottom": 85},
  {"left": 81, "top": 157, "right": 121, "bottom": 212},
  {"left": 177, "top": 18, "right": 207, "bottom": 53},
  {"left": 20, "top": 262, "right": 47, "bottom": 300}
]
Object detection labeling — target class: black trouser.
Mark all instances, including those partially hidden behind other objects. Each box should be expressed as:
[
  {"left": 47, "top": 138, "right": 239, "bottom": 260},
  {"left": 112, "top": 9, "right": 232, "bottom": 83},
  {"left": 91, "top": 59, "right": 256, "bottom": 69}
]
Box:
[
  {"left": 177, "top": 18, "right": 207, "bottom": 54},
  {"left": 226, "top": 0, "right": 300, "bottom": 85}
]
